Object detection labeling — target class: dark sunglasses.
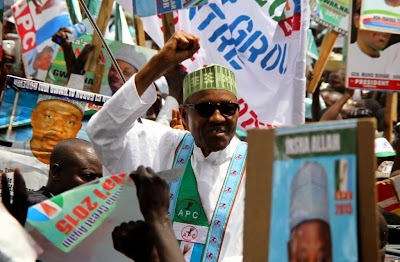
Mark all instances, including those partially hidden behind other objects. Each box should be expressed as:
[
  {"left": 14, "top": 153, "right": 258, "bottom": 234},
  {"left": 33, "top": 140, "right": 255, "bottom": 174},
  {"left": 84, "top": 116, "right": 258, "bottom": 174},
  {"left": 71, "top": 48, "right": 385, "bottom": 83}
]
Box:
[{"left": 184, "top": 102, "right": 239, "bottom": 118}]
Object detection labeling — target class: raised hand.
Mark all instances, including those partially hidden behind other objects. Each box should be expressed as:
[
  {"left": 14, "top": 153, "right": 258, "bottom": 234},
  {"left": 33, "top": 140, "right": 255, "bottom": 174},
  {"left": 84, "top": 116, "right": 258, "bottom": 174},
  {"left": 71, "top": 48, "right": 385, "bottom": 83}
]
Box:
[{"left": 1, "top": 169, "right": 28, "bottom": 226}]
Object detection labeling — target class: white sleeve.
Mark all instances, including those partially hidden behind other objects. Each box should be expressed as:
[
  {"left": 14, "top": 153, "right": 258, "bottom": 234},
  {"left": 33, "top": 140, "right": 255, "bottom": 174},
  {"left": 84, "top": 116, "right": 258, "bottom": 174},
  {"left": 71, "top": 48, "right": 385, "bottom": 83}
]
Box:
[
  {"left": 156, "top": 96, "right": 179, "bottom": 127},
  {"left": 87, "top": 74, "right": 183, "bottom": 174}
]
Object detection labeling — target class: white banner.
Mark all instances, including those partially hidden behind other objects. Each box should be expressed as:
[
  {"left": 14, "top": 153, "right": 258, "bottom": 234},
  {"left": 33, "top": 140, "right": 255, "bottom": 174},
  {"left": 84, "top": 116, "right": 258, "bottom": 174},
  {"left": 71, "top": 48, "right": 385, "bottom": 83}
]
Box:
[{"left": 143, "top": 0, "right": 309, "bottom": 128}]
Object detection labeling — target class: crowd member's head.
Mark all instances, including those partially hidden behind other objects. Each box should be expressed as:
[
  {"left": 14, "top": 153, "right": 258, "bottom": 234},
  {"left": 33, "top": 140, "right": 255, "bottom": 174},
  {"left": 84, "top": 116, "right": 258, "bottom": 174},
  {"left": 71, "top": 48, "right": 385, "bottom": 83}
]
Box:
[
  {"left": 46, "top": 138, "right": 102, "bottom": 196},
  {"left": 375, "top": 137, "right": 396, "bottom": 167},
  {"left": 30, "top": 95, "right": 85, "bottom": 164},
  {"left": 181, "top": 65, "right": 239, "bottom": 157},
  {"left": 327, "top": 69, "right": 346, "bottom": 93},
  {"left": 288, "top": 162, "right": 332, "bottom": 262},
  {"left": 356, "top": 99, "right": 382, "bottom": 117},
  {"left": 353, "top": 1, "right": 392, "bottom": 58},
  {"left": 33, "top": 46, "right": 54, "bottom": 71},
  {"left": 108, "top": 46, "right": 146, "bottom": 94},
  {"left": 385, "top": 0, "right": 400, "bottom": 7}
]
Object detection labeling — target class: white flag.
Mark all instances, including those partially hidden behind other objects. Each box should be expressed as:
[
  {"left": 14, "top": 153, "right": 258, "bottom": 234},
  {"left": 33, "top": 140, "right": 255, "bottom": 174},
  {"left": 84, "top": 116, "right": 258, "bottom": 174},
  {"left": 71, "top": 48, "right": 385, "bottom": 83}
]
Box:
[{"left": 143, "top": 0, "right": 309, "bottom": 128}]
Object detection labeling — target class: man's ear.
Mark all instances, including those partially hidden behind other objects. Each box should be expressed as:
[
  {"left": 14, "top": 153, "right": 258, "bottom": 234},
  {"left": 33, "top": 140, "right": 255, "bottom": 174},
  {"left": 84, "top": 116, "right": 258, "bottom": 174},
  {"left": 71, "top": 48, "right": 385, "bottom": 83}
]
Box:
[
  {"left": 180, "top": 107, "right": 190, "bottom": 131},
  {"left": 354, "top": 13, "right": 360, "bottom": 29},
  {"left": 50, "top": 163, "right": 62, "bottom": 181}
]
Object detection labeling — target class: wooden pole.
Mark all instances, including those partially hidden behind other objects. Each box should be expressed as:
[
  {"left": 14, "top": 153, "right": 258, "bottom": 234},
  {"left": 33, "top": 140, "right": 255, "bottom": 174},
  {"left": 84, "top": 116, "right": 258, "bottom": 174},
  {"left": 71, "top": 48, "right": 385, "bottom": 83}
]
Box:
[
  {"left": 162, "top": 12, "right": 176, "bottom": 43},
  {"left": 91, "top": 62, "right": 105, "bottom": 94},
  {"left": 384, "top": 92, "right": 398, "bottom": 143},
  {"left": 134, "top": 17, "right": 146, "bottom": 47},
  {"left": 307, "top": 29, "right": 339, "bottom": 93},
  {"left": 84, "top": 0, "right": 113, "bottom": 73}
]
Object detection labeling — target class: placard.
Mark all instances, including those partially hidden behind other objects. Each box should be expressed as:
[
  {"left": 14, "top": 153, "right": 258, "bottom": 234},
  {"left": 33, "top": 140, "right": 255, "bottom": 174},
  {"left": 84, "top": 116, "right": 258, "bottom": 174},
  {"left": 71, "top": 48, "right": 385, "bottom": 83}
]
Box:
[
  {"left": 45, "top": 35, "right": 156, "bottom": 96},
  {"left": 347, "top": 0, "right": 400, "bottom": 91},
  {"left": 0, "top": 76, "right": 110, "bottom": 191},
  {"left": 360, "top": 0, "right": 400, "bottom": 34},
  {"left": 244, "top": 119, "right": 378, "bottom": 261},
  {"left": 310, "top": 0, "right": 350, "bottom": 34},
  {"left": 133, "top": 0, "right": 208, "bottom": 17}
]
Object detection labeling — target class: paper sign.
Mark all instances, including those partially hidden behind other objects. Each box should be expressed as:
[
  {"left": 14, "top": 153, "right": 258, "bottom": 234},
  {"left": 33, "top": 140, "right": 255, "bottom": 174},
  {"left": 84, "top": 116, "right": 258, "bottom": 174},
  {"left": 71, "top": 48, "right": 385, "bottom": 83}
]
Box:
[
  {"left": 310, "top": 0, "right": 350, "bottom": 34},
  {"left": 360, "top": 0, "right": 400, "bottom": 34},
  {"left": 134, "top": 0, "right": 208, "bottom": 17}
]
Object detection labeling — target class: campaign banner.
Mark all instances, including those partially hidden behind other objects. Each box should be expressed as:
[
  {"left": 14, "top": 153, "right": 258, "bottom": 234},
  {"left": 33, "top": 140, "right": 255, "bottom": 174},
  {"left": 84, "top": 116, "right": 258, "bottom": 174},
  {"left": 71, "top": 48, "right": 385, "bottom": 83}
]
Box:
[
  {"left": 45, "top": 35, "right": 156, "bottom": 96},
  {"left": 26, "top": 167, "right": 184, "bottom": 261},
  {"left": 12, "top": 0, "right": 72, "bottom": 80},
  {"left": 268, "top": 121, "right": 358, "bottom": 261},
  {"left": 0, "top": 76, "right": 110, "bottom": 191},
  {"left": 360, "top": 0, "right": 400, "bottom": 34},
  {"left": 347, "top": 0, "right": 400, "bottom": 91},
  {"left": 310, "top": 0, "right": 350, "bottom": 34},
  {"left": 143, "top": 0, "right": 309, "bottom": 128},
  {"left": 131, "top": 0, "right": 208, "bottom": 17}
]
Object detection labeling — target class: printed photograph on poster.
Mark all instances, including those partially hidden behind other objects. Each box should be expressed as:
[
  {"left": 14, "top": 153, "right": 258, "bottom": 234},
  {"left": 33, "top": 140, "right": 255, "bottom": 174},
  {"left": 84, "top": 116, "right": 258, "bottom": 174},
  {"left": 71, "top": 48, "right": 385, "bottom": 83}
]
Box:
[
  {"left": 347, "top": 0, "right": 400, "bottom": 91},
  {"left": 0, "top": 76, "right": 110, "bottom": 192},
  {"left": 12, "top": 0, "right": 72, "bottom": 80},
  {"left": 134, "top": 0, "right": 208, "bottom": 17},
  {"left": 268, "top": 122, "right": 358, "bottom": 261},
  {"left": 360, "top": 0, "right": 400, "bottom": 34},
  {"left": 309, "top": 0, "right": 350, "bottom": 34},
  {"left": 45, "top": 35, "right": 156, "bottom": 97}
]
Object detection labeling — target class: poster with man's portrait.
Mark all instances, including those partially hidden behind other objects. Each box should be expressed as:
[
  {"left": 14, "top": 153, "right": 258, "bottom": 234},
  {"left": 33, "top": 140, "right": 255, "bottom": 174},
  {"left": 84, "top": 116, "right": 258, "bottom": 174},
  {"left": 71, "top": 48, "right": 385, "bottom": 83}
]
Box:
[
  {"left": 347, "top": 0, "right": 400, "bottom": 90},
  {"left": 45, "top": 35, "right": 156, "bottom": 97},
  {"left": 268, "top": 121, "right": 358, "bottom": 261},
  {"left": 360, "top": 0, "right": 400, "bottom": 34},
  {"left": 0, "top": 76, "right": 110, "bottom": 191},
  {"left": 12, "top": 0, "right": 72, "bottom": 80}
]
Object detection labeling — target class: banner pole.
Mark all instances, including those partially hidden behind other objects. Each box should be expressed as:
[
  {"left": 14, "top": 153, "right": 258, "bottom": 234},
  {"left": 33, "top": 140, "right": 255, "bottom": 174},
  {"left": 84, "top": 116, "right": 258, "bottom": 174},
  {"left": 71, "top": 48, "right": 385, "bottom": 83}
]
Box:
[
  {"left": 307, "top": 29, "right": 339, "bottom": 93},
  {"left": 162, "top": 12, "right": 176, "bottom": 44},
  {"left": 77, "top": 0, "right": 126, "bottom": 84}
]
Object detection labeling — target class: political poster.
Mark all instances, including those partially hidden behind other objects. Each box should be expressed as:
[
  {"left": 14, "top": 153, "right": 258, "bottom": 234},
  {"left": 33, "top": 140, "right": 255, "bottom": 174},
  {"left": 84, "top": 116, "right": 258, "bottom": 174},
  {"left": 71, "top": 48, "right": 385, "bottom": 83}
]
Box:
[
  {"left": 310, "top": 0, "right": 350, "bottom": 34},
  {"left": 269, "top": 121, "right": 358, "bottom": 261},
  {"left": 244, "top": 119, "right": 378, "bottom": 261},
  {"left": 143, "top": 0, "right": 309, "bottom": 128},
  {"left": 45, "top": 35, "right": 156, "bottom": 96},
  {"left": 0, "top": 76, "right": 110, "bottom": 192},
  {"left": 131, "top": 0, "right": 208, "bottom": 17},
  {"left": 347, "top": 0, "right": 400, "bottom": 91},
  {"left": 12, "top": 0, "right": 72, "bottom": 81},
  {"left": 26, "top": 167, "right": 184, "bottom": 261},
  {"left": 360, "top": 0, "right": 400, "bottom": 34}
]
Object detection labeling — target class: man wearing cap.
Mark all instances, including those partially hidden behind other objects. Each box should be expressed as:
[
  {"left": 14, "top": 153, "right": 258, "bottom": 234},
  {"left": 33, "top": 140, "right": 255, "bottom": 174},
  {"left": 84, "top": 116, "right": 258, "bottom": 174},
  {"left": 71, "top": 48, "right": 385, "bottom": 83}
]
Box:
[
  {"left": 104, "top": 46, "right": 147, "bottom": 96},
  {"left": 288, "top": 162, "right": 332, "bottom": 262},
  {"left": 1, "top": 95, "right": 85, "bottom": 191},
  {"left": 87, "top": 31, "right": 245, "bottom": 261}
]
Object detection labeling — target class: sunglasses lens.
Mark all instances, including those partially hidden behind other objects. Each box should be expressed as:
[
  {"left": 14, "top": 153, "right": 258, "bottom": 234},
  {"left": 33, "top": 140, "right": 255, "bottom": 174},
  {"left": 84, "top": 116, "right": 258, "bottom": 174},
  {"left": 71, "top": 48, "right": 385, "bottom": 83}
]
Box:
[
  {"left": 219, "top": 103, "right": 238, "bottom": 116},
  {"left": 195, "top": 103, "right": 216, "bottom": 117}
]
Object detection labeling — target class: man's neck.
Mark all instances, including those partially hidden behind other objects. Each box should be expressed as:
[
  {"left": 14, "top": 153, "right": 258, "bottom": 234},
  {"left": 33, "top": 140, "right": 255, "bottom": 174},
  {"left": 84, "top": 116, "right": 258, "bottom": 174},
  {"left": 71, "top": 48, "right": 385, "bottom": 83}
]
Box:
[
  {"left": 30, "top": 140, "right": 51, "bottom": 164},
  {"left": 356, "top": 39, "right": 381, "bottom": 58}
]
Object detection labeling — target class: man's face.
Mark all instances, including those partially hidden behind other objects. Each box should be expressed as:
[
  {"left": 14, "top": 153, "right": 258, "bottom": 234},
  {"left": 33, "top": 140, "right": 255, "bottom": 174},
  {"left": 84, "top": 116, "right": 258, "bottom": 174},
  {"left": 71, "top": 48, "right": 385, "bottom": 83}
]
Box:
[
  {"left": 182, "top": 90, "right": 239, "bottom": 156},
  {"left": 288, "top": 220, "right": 332, "bottom": 262},
  {"left": 354, "top": 13, "right": 391, "bottom": 53},
  {"left": 328, "top": 72, "right": 345, "bottom": 93},
  {"left": 108, "top": 60, "right": 138, "bottom": 94},
  {"left": 31, "top": 100, "right": 83, "bottom": 152},
  {"left": 33, "top": 49, "right": 53, "bottom": 70},
  {"left": 59, "top": 147, "right": 103, "bottom": 191}
]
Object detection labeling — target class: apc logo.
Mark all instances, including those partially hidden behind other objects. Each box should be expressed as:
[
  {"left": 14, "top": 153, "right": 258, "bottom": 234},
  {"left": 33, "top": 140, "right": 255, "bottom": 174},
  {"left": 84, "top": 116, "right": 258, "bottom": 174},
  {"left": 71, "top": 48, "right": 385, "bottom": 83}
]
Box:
[
  {"left": 210, "top": 236, "right": 218, "bottom": 244},
  {"left": 176, "top": 199, "right": 202, "bottom": 222},
  {"left": 27, "top": 196, "right": 63, "bottom": 222},
  {"left": 206, "top": 252, "right": 214, "bottom": 259},
  {"left": 181, "top": 226, "right": 198, "bottom": 241}
]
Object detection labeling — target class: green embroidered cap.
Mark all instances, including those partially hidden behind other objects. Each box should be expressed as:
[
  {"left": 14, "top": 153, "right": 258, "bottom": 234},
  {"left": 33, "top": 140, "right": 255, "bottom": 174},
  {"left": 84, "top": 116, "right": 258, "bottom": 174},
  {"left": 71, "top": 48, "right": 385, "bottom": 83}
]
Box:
[{"left": 183, "top": 64, "right": 237, "bottom": 102}]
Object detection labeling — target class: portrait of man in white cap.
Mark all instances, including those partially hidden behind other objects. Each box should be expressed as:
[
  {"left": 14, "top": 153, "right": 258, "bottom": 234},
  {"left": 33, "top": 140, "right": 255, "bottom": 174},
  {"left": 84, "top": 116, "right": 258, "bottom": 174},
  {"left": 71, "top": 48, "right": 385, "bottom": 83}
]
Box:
[
  {"left": 288, "top": 162, "right": 332, "bottom": 262},
  {"left": 0, "top": 94, "right": 86, "bottom": 191},
  {"left": 107, "top": 45, "right": 147, "bottom": 95}
]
